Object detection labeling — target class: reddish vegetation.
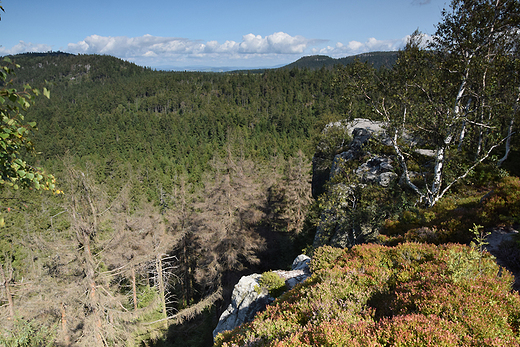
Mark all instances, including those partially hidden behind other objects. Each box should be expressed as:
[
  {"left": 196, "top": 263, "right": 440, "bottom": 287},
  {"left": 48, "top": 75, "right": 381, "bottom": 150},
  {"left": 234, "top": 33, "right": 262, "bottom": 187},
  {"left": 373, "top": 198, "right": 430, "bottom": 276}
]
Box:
[{"left": 215, "top": 243, "right": 520, "bottom": 346}]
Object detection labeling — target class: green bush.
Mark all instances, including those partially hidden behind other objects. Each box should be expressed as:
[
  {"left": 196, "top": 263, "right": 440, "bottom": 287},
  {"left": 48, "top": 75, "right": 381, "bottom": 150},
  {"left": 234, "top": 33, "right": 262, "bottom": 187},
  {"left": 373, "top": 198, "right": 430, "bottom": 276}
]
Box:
[
  {"left": 479, "top": 176, "right": 520, "bottom": 226},
  {"left": 256, "top": 271, "right": 287, "bottom": 298},
  {"left": 382, "top": 188, "right": 486, "bottom": 244},
  {"left": 0, "top": 318, "right": 56, "bottom": 347}
]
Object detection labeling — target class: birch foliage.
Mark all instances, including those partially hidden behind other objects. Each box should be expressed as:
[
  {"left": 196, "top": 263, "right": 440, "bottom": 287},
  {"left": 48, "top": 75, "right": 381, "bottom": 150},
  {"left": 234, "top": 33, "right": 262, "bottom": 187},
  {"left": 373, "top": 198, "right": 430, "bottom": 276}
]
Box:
[{"left": 351, "top": 0, "right": 520, "bottom": 207}]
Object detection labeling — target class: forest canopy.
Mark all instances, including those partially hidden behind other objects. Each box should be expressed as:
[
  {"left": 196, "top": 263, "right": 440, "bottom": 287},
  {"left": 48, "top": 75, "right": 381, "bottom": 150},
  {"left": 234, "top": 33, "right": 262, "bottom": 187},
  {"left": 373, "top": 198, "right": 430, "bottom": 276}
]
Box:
[{"left": 0, "top": 0, "right": 519, "bottom": 345}]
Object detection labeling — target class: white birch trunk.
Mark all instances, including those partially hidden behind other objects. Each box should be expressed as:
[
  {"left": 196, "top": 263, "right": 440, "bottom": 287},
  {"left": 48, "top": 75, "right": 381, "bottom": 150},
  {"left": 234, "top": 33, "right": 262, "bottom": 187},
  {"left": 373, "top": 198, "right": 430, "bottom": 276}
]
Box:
[{"left": 498, "top": 88, "right": 519, "bottom": 166}]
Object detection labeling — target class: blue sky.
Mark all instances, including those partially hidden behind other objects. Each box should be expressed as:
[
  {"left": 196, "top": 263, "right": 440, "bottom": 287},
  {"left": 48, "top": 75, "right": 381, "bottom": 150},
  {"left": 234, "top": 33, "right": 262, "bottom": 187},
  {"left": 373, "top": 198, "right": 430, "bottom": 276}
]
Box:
[{"left": 0, "top": 0, "right": 448, "bottom": 69}]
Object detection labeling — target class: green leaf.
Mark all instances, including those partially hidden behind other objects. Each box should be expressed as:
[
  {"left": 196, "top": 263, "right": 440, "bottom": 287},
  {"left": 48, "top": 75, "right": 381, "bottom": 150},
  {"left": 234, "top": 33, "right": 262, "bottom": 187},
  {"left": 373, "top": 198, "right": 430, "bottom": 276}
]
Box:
[
  {"left": 43, "top": 87, "right": 51, "bottom": 99},
  {"left": 14, "top": 158, "right": 25, "bottom": 167}
]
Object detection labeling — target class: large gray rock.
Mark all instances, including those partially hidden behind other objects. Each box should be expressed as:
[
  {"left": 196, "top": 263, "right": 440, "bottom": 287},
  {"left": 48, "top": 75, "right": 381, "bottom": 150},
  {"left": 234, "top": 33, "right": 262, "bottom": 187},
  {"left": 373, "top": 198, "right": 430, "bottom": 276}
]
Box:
[
  {"left": 313, "top": 118, "right": 387, "bottom": 198},
  {"left": 346, "top": 118, "right": 386, "bottom": 135},
  {"left": 355, "top": 156, "right": 397, "bottom": 187},
  {"left": 291, "top": 254, "right": 311, "bottom": 271},
  {"left": 213, "top": 255, "right": 311, "bottom": 339},
  {"left": 213, "top": 274, "right": 273, "bottom": 339}
]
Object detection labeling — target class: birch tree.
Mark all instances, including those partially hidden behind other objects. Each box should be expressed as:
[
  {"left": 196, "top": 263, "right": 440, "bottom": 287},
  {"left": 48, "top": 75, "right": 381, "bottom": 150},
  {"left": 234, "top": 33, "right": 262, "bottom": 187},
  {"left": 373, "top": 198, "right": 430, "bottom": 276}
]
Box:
[{"left": 352, "top": 0, "right": 520, "bottom": 207}]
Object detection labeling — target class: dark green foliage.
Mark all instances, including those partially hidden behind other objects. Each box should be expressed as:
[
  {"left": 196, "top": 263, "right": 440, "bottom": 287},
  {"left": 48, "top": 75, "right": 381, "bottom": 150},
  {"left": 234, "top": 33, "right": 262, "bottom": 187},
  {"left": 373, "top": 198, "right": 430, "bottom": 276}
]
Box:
[
  {"left": 2, "top": 53, "right": 348, "bottom": 201},
  {"left": 0, "top": 318, "right": 57, "bottom": 347},
  {"left": 480, "top": 176, "right": 520, "bottom": 226}
]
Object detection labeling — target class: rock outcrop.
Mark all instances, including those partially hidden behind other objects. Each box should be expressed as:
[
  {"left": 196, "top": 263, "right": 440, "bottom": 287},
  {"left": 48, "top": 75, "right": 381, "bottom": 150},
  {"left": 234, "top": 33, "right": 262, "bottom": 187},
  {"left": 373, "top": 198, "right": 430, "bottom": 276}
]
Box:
[
  {"left": 312, "top": 118, "right": 396, "bottom": 249},
  {"left": 314, "top": 118, "right": 391, "bottom": 196},
  {"left": 212, "top": 273, "right": 273, "bottom": 339},
  {"left": 213, "top": 255, "right": 311, "bottom": 339},
  {"left": 354, "top": 156, "right": 397, "bottom": 187}
]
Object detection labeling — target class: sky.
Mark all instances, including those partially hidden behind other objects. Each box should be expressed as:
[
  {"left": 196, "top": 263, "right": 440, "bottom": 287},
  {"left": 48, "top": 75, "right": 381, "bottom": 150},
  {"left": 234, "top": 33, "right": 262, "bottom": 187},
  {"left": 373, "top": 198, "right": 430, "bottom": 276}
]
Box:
[{"left": 0, "top": 0, "right": 449, "bottom": 70}]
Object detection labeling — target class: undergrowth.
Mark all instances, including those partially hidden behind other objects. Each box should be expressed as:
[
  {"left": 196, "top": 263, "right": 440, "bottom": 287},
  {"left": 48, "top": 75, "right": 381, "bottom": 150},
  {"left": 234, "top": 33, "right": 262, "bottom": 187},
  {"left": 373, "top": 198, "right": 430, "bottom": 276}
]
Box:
[
  {"left": 381, "top": 176, "right": 520, "bottom": 245},
  {"left": 215, "top": 243, "right": 520, "bottom": 346}
]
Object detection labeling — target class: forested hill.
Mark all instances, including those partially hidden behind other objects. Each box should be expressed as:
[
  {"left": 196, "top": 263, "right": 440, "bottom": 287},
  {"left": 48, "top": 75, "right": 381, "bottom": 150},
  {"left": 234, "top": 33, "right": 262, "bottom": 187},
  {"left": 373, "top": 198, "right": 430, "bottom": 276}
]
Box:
[
  {"left": 6, "top": 52, "right": 154, "bottom": 86},
  {"left": 282, "top": 51, "right": 399, "bottom": 70},
  {"left": 7, "top": 52, "right": 349, "bottom": 187}
]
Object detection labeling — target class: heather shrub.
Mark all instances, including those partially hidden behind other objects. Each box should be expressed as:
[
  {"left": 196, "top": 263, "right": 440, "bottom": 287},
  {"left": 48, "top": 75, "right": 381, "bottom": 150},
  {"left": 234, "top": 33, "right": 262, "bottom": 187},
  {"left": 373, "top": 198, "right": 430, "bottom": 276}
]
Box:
[
  {"left": 375, "top": 314, "right": 464, "bottom": 346},
  {"left": 215, "top": 243, "right": 520, "bottom": 347},
  {"left": 309, "top": 245, "right": 343, "bottom": 272}
]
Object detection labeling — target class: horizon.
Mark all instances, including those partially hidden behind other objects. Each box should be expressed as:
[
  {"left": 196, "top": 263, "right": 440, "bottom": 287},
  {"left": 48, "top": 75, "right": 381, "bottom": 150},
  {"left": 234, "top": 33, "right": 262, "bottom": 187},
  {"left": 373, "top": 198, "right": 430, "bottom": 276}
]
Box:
[
  {"left": 3, "top": 50, "right": 396, "bottom": 72},
  {"left": 0, "top": 0, "right": 446, "bottom": 69}
]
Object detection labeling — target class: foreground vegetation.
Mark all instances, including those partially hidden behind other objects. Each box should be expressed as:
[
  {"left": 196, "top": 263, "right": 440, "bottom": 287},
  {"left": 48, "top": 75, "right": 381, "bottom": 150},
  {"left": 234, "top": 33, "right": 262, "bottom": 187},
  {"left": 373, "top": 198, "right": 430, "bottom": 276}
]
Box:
[{"left": 216, "top": 242, "right": 520, "bottom": 346}]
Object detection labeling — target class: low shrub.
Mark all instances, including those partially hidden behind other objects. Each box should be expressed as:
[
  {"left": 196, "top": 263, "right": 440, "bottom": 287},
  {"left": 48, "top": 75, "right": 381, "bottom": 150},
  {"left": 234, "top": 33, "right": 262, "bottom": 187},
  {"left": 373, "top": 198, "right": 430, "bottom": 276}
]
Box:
[
  {"left": 256, "top": 271, "right": 287, "bottom": 298},
  {"left": 215, "top": 243, "right": 520, "bottom": 346},
  {"left": 0, "top": 318, "right": 57, "bottom": 347}
]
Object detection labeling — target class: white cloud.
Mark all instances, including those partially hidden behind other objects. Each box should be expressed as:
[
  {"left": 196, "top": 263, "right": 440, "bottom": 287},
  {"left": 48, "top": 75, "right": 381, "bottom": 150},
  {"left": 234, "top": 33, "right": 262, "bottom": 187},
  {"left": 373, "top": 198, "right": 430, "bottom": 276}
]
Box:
[
  {"left": 313, "top": 35, "right": 430, "bottom": 57},
  {"left": 1, "top": 33, "right": 428, "bottom": 68},
  {"left": 0, "top": 41, "right": 53, "bottom": 55},
  {"left": 58, "top": 32, "right": 328, "bottom": 67},
  {"left": 66, "top": 32, "right": 319, "bottom": 58}
]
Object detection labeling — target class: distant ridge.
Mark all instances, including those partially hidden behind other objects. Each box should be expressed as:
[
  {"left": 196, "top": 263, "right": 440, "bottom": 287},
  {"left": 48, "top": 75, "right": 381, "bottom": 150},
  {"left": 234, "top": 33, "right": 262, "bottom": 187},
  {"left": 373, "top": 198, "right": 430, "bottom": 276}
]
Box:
[
  {"left": 3, "top": 51, "right": 398, "bottom": 74},
  {"left": 283, "top": 51, "right": 398, "bottom": 70},
  {"left": 228, "top": 51, "right": 399, "bottom": 73}
]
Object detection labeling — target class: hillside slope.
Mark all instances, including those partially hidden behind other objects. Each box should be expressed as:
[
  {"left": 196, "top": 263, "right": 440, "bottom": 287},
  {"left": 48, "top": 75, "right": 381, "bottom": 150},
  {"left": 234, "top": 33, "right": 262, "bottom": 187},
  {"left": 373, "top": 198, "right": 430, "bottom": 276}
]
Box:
[{"left": 283, "top": 51, "right": 398, "bottom": 70}]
